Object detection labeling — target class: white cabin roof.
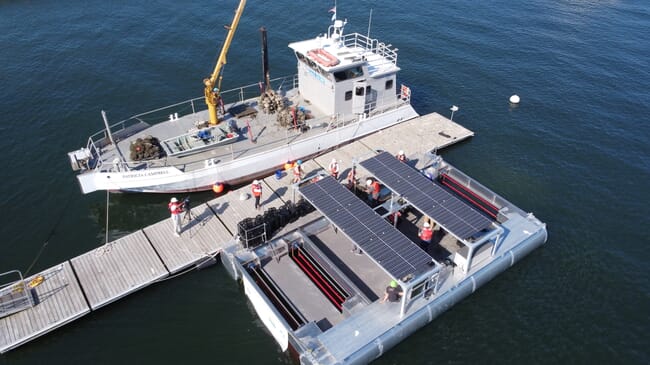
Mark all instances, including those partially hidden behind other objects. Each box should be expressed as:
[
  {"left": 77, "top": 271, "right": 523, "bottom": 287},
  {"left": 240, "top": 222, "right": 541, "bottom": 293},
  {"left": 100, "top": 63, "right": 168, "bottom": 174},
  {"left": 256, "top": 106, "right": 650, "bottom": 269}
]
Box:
[{"left": 288, "top": 21, "right": 400, "bottom": 78}]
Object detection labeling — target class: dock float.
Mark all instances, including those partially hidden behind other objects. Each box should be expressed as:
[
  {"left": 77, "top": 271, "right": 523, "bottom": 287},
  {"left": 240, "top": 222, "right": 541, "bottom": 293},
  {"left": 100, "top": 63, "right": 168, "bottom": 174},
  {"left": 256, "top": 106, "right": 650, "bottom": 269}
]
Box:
[{"left": 0, "top": 112, "right": 472, "bottom": 353}]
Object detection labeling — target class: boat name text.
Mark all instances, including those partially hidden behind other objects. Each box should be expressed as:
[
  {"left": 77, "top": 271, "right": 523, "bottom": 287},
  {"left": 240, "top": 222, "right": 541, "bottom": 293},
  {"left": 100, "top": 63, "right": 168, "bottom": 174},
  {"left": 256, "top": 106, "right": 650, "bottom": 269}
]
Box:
[{"left": 121, "top": 170, "right": 171, "bottom": 179}]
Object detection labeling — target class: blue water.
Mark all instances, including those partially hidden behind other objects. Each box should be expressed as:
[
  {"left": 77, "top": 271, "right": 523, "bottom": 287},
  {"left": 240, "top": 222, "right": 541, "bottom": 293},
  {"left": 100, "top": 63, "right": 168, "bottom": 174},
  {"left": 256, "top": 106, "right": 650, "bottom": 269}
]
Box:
[{"left": 1, "top": 1, "right": 648, "bottom": 364}]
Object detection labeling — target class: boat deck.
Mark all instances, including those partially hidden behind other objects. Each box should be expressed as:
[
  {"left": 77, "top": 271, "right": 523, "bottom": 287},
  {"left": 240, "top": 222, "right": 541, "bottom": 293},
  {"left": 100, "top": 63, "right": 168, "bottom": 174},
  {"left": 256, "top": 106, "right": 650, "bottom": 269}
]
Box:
[
  {"left": 104, "top": 89, "right": 337, "bottom": 173},
  {"left": 0, "top": 111, "right": 473, "bottom": 354}
]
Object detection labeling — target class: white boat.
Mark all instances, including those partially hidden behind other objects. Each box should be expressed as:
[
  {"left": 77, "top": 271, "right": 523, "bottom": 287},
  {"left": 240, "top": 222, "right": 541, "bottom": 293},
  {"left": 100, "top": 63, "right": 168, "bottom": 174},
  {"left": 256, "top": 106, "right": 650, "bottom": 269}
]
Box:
[
  {"left": 221, "top": 151, "right": 548, "bottom": 364},
  {"left": 67, "top": 1, "right": 418, "bottom": 194}
]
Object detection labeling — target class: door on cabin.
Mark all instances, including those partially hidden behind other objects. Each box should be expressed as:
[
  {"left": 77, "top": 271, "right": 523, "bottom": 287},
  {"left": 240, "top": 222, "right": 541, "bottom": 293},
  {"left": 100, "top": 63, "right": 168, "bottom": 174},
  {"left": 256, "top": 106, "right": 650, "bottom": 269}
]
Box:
[{"left": 352, "top": 80, "right": 367, "bottom": 114}]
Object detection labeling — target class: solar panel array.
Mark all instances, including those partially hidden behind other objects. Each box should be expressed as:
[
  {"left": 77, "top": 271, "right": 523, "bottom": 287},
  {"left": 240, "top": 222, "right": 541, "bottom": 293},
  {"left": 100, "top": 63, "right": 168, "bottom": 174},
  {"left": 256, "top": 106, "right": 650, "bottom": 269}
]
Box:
[
  {"left": 360, "top": 152, "right": 493, "bottom": 240},
  {"left": 299, "top": 177, "right": 435, "bottom": 280}
]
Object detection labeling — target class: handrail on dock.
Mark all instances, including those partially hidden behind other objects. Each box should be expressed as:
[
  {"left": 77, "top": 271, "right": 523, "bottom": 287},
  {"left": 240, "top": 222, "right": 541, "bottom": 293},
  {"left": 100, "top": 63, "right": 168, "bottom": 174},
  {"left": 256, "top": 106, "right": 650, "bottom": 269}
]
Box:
[{"left": 0, "top": 270, "right": 34, "bottom": 319}]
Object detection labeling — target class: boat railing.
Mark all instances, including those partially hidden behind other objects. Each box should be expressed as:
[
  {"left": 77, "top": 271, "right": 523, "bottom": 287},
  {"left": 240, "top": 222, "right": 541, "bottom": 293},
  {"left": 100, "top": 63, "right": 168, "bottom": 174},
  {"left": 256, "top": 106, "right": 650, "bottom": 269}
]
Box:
[
  {"left": 342, "top": 32, "right": 398, "bottom": 65},
  {"left": 366, "top": 86, "right": 411, "bottom": 117},
  {"left": 123, "top": 83, "right": 409, "bottom": 172},
  {"left": 0, "top": 270, "right": 34, "bottom": 319},
  {"left": 85, "top": 75, "right": 300, "bottom": 156},
  {"left": 86, "top": 76, "right": 407, "bottom": 173}
]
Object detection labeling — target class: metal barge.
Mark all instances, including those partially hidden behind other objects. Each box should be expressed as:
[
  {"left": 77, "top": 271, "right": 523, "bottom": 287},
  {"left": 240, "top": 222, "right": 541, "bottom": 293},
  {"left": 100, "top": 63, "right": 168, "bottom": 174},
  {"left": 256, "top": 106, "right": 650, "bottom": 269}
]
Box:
[{"left": 221, "top": 151, "right": 547, "bottom": 364}]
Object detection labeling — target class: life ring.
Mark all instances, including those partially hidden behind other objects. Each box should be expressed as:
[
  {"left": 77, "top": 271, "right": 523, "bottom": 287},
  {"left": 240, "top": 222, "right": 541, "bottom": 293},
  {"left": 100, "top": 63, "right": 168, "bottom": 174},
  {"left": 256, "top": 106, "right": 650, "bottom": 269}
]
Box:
[
  {"left": 28, "top": 275, "right": 45, "bottom": 288},
  {"left": 307, "top": 48, "right": 340, "bottom": 67}
]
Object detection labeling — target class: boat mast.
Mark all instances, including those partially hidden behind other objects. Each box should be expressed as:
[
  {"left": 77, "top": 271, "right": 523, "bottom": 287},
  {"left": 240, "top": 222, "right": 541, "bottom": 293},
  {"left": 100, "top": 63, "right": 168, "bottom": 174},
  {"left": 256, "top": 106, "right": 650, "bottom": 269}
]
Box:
[
  {"left": 260, "top": 26, "right": 271, "bottom": 92},
  {"left": 101, "top": 110, "right": 115, "bottom": 146},
  {"left": 203, "top": 0, "right": 247, "bottom": 125}
]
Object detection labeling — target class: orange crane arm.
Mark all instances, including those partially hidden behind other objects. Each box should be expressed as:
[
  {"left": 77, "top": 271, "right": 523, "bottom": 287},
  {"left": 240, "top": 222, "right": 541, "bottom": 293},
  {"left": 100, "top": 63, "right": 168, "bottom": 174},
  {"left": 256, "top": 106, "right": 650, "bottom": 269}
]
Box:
[{"left": 204, "top": 0, "right": 247, "bottom": 125}]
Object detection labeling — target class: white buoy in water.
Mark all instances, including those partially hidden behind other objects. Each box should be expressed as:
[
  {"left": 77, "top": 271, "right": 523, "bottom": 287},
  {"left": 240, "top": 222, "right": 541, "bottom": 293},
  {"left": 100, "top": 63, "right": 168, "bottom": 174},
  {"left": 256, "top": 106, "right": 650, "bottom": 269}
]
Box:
[{"left": 509, "top": 94, "right": 520, "bottom": 104}]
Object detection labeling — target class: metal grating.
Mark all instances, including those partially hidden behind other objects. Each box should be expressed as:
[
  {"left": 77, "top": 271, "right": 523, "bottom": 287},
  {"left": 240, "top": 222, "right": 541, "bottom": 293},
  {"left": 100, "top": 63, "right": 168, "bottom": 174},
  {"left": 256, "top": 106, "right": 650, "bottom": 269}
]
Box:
[
  {"left": 299, "top": 177, "right": 435, "bottom": 280},
  {"left": 360, "top": 152, "right": 492, "bottom": 240}
]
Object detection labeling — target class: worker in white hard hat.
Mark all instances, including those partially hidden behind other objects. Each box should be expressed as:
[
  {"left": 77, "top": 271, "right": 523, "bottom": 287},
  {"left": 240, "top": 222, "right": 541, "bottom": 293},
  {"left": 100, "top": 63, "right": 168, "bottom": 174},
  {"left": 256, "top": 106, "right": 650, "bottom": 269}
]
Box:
[
  {"left": 396, "top": 149, "right": 407, "bottom": 163},
  {"left": 251, "top": 180, "right": 263, "bottom": 211},
  {"left": 168, "top": 197, "right": 183, "bottom": 237},
  {"left": 366, "top": 178, "right": 380, "bottom": 206},
  {"left": 418, "top": 221, "right": 433, "bottom": 252},
  {"left": 328, "top": 158, "right": 340, "bottom": 180}
]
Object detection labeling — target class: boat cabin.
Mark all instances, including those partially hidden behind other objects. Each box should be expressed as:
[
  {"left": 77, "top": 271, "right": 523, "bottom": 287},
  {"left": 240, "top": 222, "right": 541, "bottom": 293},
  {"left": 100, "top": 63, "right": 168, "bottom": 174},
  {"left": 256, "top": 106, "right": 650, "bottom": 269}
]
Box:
[{"left": 289, "top": 19, "right": 401, "bottom": 117}]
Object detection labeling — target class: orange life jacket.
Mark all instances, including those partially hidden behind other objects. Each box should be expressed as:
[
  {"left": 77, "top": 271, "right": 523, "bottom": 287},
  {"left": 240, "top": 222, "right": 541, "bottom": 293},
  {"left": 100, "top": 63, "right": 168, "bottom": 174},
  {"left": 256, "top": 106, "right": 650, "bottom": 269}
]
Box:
[
  {"left": 168, "top": 202, "right": 182, "bottom": 215},
  {"left": 419, "top": 227, "right": 433, "bottom": 242},
  {"left": 252, "top": 183, "right": 262, "bottom": 197},
  {"left": 371, "top": 181, "right": 381, "bottom": 195}
]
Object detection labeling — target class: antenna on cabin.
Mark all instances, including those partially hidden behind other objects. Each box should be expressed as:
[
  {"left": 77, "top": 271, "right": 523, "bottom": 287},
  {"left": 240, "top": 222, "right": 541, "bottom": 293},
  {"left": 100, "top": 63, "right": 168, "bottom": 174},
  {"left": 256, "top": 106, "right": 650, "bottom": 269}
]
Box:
[{"left": 367, "top": 8, "right": 373, "bottom": 38}]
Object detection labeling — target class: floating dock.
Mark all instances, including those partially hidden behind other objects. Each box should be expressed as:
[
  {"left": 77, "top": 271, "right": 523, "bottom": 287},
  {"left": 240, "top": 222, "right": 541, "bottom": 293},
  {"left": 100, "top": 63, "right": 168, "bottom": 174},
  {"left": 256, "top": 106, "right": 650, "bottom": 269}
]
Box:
[{"left": 0, "top": 112, "right": 472, "bottom": 354}]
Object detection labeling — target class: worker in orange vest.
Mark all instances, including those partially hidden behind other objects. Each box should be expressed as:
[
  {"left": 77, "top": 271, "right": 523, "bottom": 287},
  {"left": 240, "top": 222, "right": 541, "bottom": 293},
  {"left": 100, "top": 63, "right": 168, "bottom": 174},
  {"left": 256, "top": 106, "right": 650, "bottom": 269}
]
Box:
[
  {"left": 366, "top": 178, "right": 381, "bottom": 206},
  {"left": 418, "top": 221, "right": 433, "bottom": 252},
  {"left": 346, "top": 166, "right": 357, "bottom": 189},
  {"left": 251, "top": 180, "right": 263, "bottom": 210},
  {"left": 168, "top": 197, "right": 183, "bottom": 237},
  {"left": 328, "top": 158, "right": 340, "bottom": 180},
  {"left": 292, "top": 160, "right": 304, "bottom": 183}
]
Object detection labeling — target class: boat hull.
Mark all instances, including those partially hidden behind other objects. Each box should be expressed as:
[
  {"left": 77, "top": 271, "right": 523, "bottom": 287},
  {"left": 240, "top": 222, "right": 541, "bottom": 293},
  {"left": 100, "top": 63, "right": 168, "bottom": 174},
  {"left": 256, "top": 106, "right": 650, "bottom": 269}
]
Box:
[{"left": 77, "top": 104, "right": 418, "bottom": 194}]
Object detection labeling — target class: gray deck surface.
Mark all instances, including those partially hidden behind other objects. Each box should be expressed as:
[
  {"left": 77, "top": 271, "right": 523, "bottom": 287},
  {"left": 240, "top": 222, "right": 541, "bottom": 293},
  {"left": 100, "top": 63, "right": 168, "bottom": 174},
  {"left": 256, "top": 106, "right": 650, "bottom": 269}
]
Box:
[
  {"left": 144, "top": 203, "right": 231, "bottom": 274},
  {"left": 318, "top": 300, "right": 403, "bottom": 363},
  {"left": 70, "top": 230, "right": 168, "bottom": 310},
  {"left": 0, "top": 263, "right": 89, "bottom": 353},
  {"left": 262, "top": 254, "right": 344, "bottom": 330},
  {"left": 359, "top": 112, "right": 474, "bottom": 169},
  {"left": 0, "top": 111, "right": 473, "bottom": 354},
  {"left": 308, "top": 228, "right": 391, "bottom": 302},
  {"left": 206, "top": 187, "right": 287, "bottom": 236}
]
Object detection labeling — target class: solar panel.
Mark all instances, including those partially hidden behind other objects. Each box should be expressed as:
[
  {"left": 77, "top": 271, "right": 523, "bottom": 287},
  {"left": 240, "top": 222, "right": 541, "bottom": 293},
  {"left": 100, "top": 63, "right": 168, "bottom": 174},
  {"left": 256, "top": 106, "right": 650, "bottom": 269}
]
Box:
[
  {"left": 299, "top": 177, "right": 435, "bottom": 280},
  {"left": 360, "top": 152, "right": 493, "bottom": 240}
]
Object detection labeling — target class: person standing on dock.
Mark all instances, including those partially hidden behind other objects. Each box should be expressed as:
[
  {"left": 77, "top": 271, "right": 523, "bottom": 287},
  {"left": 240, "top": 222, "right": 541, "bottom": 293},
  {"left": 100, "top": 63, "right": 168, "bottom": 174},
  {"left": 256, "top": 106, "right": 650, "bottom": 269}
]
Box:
[
  {"left": 380, "top": 280, "right": 403, "bottom": 303},
  {"left": 252, "top": 180, "right": 263, "bottom": 211},
  {"left": 346, "top": 166, "right": 357, "bottom": 190},
  {"left": 328, "top": 158, "right": 340, "bottom": 180},
  {"left": 418, "top": 221, "right": 433, "bottom": 252},
  {"left": 396, "top": 150, "right": 408, "bottom": 163},
  {"left": 168, "top": 197, "right": 183, "bottom": 237},
  {"left": 292, "top": 160, "right": 304, "bottom": 183}
]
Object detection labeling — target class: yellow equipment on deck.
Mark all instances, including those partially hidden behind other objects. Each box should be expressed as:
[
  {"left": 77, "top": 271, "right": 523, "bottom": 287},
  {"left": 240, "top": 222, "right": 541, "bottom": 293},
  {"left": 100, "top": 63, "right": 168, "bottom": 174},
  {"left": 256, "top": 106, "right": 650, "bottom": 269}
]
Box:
[{"left": 203, "top": 0, "right": 247, "bottom": 125}]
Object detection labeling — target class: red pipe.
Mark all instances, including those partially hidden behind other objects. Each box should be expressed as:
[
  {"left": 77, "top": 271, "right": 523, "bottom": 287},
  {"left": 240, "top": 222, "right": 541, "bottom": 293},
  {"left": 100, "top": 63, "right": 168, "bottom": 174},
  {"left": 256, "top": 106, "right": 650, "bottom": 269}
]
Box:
[
  {"left": 292, "top": 252, "right": 342, "bottom": 310},
  {"left": 297, "top": 247, "right": 347, "bottom": 299},
  {"left": 297, "top": 251, "right": 345, "bottom": 304},
  {"left": 441, "top": 179, "right": 498, "bottom": 219},
  {"left": 441, "top": 174, "right": 499, "bottom": 212}
]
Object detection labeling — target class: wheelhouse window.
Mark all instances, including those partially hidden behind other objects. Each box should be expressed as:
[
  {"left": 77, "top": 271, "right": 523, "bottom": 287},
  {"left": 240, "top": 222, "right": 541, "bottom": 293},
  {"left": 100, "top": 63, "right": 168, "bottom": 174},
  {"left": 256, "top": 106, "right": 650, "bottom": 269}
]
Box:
[{"left": 334, "top": 66, "right": 364, "bottom": 82}]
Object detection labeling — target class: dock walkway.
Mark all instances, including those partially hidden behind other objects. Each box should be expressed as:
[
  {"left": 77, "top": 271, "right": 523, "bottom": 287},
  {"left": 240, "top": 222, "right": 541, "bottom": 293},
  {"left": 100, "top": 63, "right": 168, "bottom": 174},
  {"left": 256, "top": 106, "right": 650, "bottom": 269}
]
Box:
[{"left": 0, "top": 112, "right": 472, "bottom": 353}]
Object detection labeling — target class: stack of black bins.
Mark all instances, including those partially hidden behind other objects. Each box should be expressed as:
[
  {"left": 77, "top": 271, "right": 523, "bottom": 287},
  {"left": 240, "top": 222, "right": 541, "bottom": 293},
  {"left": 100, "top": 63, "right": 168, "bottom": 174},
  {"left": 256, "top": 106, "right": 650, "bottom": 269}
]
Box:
[
  {"left": 289, "top": 244, "right": 350, "bottom": 312},
  {"left": 246, "top": 263, "right": 306, "bottom": 330},
  {"left": 237, "top": 199, "right": 315, "bottom": 249}
]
